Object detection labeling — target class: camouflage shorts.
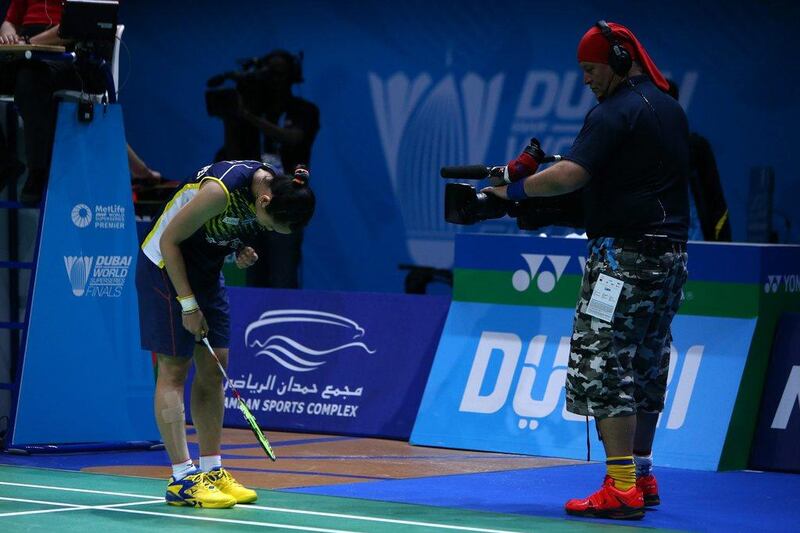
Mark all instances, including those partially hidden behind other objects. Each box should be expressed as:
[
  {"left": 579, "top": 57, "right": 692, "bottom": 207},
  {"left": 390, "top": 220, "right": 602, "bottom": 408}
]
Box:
[{"left": 565, "top": 240, "right": 688, "bottom": 419}]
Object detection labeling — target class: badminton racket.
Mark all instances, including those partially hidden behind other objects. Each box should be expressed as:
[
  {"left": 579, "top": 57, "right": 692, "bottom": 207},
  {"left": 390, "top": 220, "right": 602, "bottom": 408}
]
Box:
[{"left": 201, "top": 337, "right": 277, "bottom": 461}]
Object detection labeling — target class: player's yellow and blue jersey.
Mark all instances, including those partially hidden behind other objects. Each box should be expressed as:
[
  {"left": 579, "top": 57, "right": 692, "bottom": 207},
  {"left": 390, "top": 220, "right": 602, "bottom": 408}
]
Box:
[{"left": 141, "top": 160, "right": 270, "bottom": 275}]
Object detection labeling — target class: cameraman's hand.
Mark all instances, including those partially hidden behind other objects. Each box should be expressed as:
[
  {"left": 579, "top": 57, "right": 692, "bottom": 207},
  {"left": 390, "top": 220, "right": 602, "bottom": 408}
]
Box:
[
  {"left": 481, "top": 185, "right": 509, "bottom": 201},
  {"left": 505, "top": 138, "right": 544, "bottom": 182},
  {"left": 488, "top": 166, "right": 506, "bottom": 187},
  {"left": 235, "top": 246, "right": 258, "bottom": 269}
]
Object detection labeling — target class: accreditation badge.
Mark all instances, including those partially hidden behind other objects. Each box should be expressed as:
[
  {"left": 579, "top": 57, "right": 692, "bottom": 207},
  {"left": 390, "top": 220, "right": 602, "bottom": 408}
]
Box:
[{"left": 586, "top": 273, "right": 624, "bottom": 322}]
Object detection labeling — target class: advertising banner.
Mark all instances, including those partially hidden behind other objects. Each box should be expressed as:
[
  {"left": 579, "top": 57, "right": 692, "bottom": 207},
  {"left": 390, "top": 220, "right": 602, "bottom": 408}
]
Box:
[
  {"left": 197, "top": 288, "right": 449, "bottom": 439},
  {"left": 452, "top": 234, "right": 762, "bottom": 317},
  {"left": 411, "top": 302, "right": 756, "bottom": 470},
  {"left": 11, "top": 103, "right": 158, "bottom": 446},
  {"left": 750, "top": 313, "right": 800, "bottom": 472},
  {"left": 411, "top": 234, "right": 800, "bottom": 470}
]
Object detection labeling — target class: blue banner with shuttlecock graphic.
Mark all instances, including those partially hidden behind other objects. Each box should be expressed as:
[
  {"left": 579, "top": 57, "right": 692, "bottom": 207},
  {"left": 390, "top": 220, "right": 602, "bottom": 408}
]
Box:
[
  {"left": 10, "top": 103, "right": 158, "bottom": 448},
  {"left": 185, "top": 287, "right": 450, "bottom": 439}
]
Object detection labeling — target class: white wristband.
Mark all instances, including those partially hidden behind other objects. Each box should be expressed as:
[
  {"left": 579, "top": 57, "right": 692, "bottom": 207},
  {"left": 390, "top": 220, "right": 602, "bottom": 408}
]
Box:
[{"left": 177, "top": 294, "right": 199, "bottom": 314}]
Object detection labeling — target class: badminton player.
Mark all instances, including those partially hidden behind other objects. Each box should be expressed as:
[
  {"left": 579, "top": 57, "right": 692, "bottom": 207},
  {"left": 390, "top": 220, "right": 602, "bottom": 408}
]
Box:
[{"left": 135, "top": 160, "right": 315, "bottom": 508}]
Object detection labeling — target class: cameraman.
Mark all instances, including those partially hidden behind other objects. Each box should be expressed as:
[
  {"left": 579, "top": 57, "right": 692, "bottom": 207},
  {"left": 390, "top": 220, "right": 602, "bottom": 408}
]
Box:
[
  {"left": 212, "top": 49, "right": 320, "bottom": 288},
  {"left": 485, "top": 21, "right": 688, "bottom": 521}
]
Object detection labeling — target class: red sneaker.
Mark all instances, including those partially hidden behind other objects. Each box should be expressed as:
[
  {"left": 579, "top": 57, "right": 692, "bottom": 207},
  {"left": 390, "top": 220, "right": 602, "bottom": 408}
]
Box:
[
  {"left": 636, "top": 474, "right": 660, "bottom": 507},
  {"left": 565, "top": 477, "right": 644, "bottom": 520}
]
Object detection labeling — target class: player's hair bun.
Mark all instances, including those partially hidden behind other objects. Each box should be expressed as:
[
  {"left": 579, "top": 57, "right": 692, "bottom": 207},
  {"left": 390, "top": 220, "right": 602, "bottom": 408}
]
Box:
[{"left": 292, "top": 165, "right": 309, "bottom": 187}]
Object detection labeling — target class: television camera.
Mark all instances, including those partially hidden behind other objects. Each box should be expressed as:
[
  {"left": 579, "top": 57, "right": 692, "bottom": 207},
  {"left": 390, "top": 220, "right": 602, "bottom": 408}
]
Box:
[
  {"left": 205, "top": 51, "right": 303, "bottom": 118},
  {"left": 441, "top": 139, "right": 585, "bottom": 231}
]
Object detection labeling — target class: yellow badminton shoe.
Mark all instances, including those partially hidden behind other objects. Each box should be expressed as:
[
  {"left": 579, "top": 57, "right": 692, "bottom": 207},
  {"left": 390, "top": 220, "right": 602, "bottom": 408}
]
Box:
[
  {"left": 165, "top": 471, "right": 237, "bottom": 508},
  {"left": 205, "top": 467, "right": 258, "bottom": 504}
]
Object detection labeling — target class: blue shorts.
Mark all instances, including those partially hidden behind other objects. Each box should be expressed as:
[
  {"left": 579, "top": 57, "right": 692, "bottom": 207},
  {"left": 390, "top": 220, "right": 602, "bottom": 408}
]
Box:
[{"left": 135, "top": 249, "right": 230, "bottom": 357}]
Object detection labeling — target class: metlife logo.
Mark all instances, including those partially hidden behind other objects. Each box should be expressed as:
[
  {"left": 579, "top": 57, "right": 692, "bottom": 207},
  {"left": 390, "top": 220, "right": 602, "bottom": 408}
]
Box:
[
  {"left": 71, "top": 204, "right": 92, "bottom": 228},
  {"left": 71, "top": 203, "right": 126, "bottom": 230}
]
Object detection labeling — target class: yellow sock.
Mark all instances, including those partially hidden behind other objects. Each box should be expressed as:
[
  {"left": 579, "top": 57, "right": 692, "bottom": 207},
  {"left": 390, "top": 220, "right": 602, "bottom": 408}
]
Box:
[{"left": 606, "top": 456, "right": 636, "bottom": 491}]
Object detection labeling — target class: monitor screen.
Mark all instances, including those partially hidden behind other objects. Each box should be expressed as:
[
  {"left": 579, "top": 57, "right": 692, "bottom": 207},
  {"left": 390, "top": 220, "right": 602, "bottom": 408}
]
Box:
[{"left": 58, "top": 0, "right": 119, "bottom": 42}]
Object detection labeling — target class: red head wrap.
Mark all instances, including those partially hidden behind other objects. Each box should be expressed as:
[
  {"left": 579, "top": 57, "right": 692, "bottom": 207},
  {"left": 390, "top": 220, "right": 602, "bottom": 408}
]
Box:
[{"left": 577, "top": 22, "right": 669, "bottom": 92}]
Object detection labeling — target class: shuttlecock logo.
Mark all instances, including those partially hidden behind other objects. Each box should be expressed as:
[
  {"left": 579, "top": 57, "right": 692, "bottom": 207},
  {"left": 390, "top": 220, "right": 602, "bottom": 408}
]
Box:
[
  {"left": 71, "top": 203, "right": 92, "bottom": 228},
  {"left": 64, "top": 256, "right": 93, "bottom": 296},
  {"left": 369, "top": 71, "right": 504, "bottom": 267}
]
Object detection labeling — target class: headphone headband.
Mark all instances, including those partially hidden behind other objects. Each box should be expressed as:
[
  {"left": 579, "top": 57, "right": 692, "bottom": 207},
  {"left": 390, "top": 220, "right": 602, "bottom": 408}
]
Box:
[
  {"left": 263, "top": 49, "right": 304, "bottom": 84},
  {"left": 595, "top": 19, "right": 613, "bottom": 38},
  {"left": 595, "top": 20, "right": 632, "bottom": 77}
]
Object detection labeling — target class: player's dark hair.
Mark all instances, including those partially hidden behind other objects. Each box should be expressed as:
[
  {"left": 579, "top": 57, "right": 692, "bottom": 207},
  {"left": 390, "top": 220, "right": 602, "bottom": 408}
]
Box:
[{"left": 265, "top": 166, "right": 315, "bottom": 230}]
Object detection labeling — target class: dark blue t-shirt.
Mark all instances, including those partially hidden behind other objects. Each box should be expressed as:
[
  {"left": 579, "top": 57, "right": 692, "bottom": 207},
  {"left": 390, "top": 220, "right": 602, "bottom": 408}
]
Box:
[
  {"left": 565, "top": 76, "right": 690, "bottom": 241},
  {"left": 141, "top": 160, "right": 271, "bottom": 279}
]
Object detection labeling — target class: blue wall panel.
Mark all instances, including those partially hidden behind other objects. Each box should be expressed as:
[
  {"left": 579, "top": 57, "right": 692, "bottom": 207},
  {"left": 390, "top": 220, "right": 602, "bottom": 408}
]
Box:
[{"left": 118, "top": 1, "right": 800, "bottom": 292}]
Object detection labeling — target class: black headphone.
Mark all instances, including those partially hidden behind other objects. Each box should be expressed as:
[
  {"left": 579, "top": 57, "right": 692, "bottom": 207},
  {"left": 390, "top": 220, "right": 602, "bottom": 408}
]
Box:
[
  {"left": 262, "top": 49, "right": 304, "bottom": 84},
  {"left": 595, "top": 20, "right": 632, "bottom": 77}
]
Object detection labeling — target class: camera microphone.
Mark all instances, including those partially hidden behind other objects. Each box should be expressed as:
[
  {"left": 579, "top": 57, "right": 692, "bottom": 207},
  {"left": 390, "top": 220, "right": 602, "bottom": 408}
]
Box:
[
  {"left": 440, "top": 165, "right": 491, "bottom": 180},
  {"left": 440, "top": 155, "right": 562, "bottom": 180},
  {"left": 207, "top": 73, "right": 232, "bottom": 88},
  {"left": 238, "top": 56, "right": 261, "bottom": 69}
]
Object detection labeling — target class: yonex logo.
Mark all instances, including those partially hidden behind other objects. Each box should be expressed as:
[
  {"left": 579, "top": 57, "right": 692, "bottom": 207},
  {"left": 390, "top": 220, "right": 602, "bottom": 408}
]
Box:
[
  {"left": 764, "top": 274, "right": 800, "bottom": 294},
  {"left": 71, "top": 203, "right": 92, "bottom": 228},
  {"left": 64, "top": 256, "right": 93, "bottom": 296},
  {"left": 245, "top": 310, "right": 376, "bottom": 373},
  {"left": 512, "top": 254, "right": 573, "bottom": 293},
  {"left": 764, "top": 275, "right": 782, "bottom": 293}
]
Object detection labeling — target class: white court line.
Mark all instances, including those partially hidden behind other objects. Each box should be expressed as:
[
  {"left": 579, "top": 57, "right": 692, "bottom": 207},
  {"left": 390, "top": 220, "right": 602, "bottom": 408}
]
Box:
[
  {"left": 96, "top": 508, "right": 358, "bottom": 532},
  {"left": 0, "top": 484, "right": 357, "bottom": 532},
  {"left": 0, "top": 498, "right": 163, "bottom": 518},
  {"left": 249, "top": 505, "right": 518, "bottom": 533},
  {"left": 0, "top": 495, "right": 83, "bottom": 508},
  {"left": 0, "top": 491, "right": 355, "bottom": 533},
  {"left": 0, "top": 481, "right": 519, "bottom": 532},
  {"left": 0, "top": 481, "right": 157, "bottom": 500}
]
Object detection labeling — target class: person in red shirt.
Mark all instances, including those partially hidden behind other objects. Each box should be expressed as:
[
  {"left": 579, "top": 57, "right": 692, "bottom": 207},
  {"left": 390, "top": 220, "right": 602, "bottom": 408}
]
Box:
[
  {"left": 0, "top": 0, "right": 64, "bottom": 45},
  {"left": 0, "top": 0, "right": 148, "bottom": 202},
  {"left": 0, "top": 0, "right": 79, "bottom": 202}
]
